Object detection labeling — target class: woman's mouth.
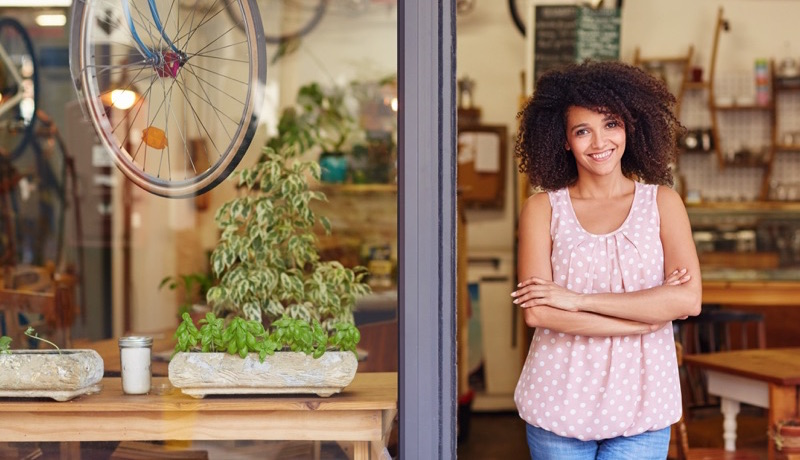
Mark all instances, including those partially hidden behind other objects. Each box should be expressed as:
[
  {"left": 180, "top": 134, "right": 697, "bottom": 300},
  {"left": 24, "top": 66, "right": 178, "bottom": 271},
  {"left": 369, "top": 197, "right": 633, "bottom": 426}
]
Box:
[{"left": 589, "top": 149, "right": 613, "bottom": 161}]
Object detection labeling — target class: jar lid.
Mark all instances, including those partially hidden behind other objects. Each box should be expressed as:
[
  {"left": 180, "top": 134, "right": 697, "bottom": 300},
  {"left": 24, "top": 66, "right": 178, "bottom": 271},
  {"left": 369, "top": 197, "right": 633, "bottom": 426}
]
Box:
[{"left": 118, "top": 336, "right": 154, "bottom": 348}]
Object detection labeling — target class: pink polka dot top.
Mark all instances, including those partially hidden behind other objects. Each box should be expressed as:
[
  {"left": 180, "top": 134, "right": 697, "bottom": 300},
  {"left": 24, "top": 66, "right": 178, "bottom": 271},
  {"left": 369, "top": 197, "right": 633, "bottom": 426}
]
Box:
[{"left": 514, "top": 181, "right": 682, "bottom": 440}]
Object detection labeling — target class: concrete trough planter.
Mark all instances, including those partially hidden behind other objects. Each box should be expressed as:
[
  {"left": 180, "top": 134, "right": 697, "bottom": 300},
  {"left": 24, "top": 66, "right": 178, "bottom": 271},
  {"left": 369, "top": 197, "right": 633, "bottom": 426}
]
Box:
[
  {"left": 168, "top": 351, "right": 358, "bottom": 398},
  {"left": 0, "top": 350, "right": 104, "bottom": 401}
]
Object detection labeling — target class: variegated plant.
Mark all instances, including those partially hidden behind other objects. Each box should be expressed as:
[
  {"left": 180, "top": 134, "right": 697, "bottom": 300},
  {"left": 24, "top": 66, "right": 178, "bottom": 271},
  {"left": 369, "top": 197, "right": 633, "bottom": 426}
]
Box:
[{"left": 205, "top": 85, "right": 371, "bottom": 332}]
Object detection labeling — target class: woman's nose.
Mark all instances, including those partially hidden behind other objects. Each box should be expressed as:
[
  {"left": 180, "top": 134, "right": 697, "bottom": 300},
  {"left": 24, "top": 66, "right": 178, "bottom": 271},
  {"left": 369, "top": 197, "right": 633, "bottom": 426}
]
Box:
[{"left": 591, "top": 132, "right": 605, "bottom": 148}]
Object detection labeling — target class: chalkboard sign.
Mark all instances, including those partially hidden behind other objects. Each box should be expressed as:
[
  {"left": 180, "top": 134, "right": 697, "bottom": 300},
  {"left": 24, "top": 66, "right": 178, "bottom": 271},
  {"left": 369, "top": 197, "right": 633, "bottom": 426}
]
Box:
[
  {"left": 533, "top": 5, "right": 621, "bottom": 84},
  {"left": 576, "top": 8, "right": 621, "bottom": 62},
  {"left": 534, "top": 5, "right": 578, "bottom": 83}
]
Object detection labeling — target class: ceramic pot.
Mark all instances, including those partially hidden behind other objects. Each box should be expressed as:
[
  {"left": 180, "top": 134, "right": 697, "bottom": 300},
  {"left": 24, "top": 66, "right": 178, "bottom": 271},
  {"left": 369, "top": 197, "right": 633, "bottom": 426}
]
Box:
[
  {"left": 319, "top": 151, "right": 348, "bottom": 183},
  {"left": 774, "top": 419, "right": 800, "bottom": 453}
]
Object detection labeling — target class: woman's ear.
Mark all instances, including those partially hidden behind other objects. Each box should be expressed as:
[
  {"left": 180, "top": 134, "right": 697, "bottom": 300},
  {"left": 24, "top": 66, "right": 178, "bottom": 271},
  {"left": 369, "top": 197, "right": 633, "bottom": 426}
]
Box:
[{"left": 565, "top": 143, "right": 571, "bottom": 151}]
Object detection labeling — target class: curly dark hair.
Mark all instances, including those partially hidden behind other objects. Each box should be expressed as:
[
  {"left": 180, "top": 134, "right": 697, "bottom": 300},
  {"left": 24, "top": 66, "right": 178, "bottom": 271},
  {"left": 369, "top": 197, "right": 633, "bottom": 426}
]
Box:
[{"left": 515, "top": 60, "right": 685, "bottom": 191}]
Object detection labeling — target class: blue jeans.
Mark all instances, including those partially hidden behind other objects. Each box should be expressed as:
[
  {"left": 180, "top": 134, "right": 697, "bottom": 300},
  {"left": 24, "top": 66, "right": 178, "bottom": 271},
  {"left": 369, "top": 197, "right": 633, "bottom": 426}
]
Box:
[{"left": 525, "top": 424, "right": 671, "bottom": 460}]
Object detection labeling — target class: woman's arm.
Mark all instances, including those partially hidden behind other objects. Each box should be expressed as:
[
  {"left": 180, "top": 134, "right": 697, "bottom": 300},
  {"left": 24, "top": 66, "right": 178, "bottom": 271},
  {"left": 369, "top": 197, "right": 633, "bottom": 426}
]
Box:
[
  {"left": 514, "top": 186, "right": 702, "bottom": 324},
  {"left": 516, "top": 192, "right": 663, "bottom": 335}
]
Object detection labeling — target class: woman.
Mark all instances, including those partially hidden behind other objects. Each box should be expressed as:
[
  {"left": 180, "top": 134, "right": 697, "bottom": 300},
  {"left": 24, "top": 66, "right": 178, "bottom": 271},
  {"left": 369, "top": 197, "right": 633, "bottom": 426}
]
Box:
[{"left": 510, "top": 60, "right": 702, "bottom": 459}]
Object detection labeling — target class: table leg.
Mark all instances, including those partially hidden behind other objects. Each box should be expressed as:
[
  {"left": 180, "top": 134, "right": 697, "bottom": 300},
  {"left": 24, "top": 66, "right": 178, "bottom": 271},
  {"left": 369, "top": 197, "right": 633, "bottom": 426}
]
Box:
[
  {"left": 720, "top": 397, "right": 741, "bottom": 452},
  {"left": 768, "top": 384, "right": 799, "bottom": 460},
  {"left": 353, "top": 441, "right": 369, "bottom": 460}
]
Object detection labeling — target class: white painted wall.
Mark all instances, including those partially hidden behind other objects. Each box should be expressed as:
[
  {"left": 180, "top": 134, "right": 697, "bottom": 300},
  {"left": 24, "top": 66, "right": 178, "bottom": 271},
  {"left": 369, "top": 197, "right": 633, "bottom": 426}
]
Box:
[{"left": 620, "top": 1, "right": 800, "bottom": 74}]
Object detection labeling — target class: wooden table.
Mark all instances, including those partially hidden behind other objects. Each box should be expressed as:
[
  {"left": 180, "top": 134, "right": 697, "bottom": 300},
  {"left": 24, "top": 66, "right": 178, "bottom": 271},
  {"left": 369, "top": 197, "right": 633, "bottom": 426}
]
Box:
[
  {"left": 702, "top": 280, "right": 800, "bottom": 306},
  {"left": 683, "top": 348, "right": 800, "bottom": 460},
  {"left": 0, "top": 372, "right": 397, "bottom": 460}
]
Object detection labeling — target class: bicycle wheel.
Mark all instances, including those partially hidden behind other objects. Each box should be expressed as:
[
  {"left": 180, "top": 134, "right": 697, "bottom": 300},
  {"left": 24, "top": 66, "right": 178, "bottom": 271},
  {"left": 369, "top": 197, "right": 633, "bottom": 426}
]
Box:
[
  {"left": 508, "top": 0, "right": 527, "bottom": 37},
  {"left": 70, "top": 0, "right": 267, "bottom": 198},
  {"left": 0, "top": 17, "right": 39, "bottom": 160},
  {"left": 227, "top": 0, "right": 328, "bottom": 45}
]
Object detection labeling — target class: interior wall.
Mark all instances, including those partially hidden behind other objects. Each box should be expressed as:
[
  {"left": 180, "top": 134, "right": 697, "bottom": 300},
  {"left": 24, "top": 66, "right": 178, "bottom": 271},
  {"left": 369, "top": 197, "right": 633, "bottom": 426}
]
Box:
[
  {"left": 456, "top": 3, "right": 525, "bottom": 255},
  {"left": 620, "top": 1, "right": 800, "bottom": 74}
]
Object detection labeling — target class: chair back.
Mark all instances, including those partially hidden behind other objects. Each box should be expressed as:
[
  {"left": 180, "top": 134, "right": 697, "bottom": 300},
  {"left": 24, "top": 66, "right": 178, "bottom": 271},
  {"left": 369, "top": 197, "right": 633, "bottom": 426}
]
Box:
[{"left": 0, "top": 270, "right": 77, "bottom": 349}]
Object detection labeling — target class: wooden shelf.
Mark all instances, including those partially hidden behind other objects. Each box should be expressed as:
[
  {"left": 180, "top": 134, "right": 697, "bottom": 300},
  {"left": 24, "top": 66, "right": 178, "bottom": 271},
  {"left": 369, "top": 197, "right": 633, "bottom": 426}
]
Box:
[
  {"left": 719, "top": 159, "right": 770, "bottom": 169},
  {"left": 774, "top": 77, "right": 800, "bottom": 91},
  {"left": 684, "top": 81, "right": 710, "bottom": 90},
  {"left": 313, "top": 183, "right": 397, "bottom": 194},
  {"left": 774, "top": 144, "right": 800, "bottom": 152},
  {"left": 686, "top": 201, "right": 800, "bottom": 212},
  {"left": 714, "top": 104, "right": 772, "bottom": 111}
]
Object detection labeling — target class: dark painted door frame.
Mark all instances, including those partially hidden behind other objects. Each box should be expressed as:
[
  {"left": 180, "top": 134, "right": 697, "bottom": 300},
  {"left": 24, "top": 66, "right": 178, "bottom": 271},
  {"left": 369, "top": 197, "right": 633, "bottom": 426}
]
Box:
[{"left": 399, "top": 1, "right": 457, "bottom": 458}]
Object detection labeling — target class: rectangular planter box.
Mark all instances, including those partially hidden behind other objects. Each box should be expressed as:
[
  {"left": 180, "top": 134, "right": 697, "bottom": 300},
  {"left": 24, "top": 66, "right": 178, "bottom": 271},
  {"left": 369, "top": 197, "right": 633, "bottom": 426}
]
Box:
[
  {"left": 168, "top": 351, "right": 358, "bottom": 398},
  {"left": 0, "top": 349, "right": 104, "bottom": 401}
]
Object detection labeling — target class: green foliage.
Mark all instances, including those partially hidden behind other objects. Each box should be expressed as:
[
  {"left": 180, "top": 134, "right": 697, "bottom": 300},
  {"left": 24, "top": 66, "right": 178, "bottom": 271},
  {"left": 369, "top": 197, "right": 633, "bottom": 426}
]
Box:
[
  {"left": 24, "top": 327, "right": 60, "bottom": 354},
  {"left": 159, "top": 272, "right": 214, "bottom": 316},
  {"left": 0, "top": 335, "right": 11, "bottom": 354},
  {"left": 173, "top": 312, "right": 358, "bottom": 361},
  {"left": 266, "top": 82, "right": 360, "bottom": 154},
  {"left": 206, "top": 82, "right": 371, "bottom": 335}
]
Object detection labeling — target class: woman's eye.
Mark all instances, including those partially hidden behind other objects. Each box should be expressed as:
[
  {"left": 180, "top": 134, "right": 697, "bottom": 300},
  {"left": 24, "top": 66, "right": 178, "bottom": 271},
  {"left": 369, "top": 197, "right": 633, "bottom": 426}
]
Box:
[
  {"left": 575, "top": 129, "right": 588, "bottom": 136},
  {"left": 606, "top": 121, "right": 618, "bottom": 128}
]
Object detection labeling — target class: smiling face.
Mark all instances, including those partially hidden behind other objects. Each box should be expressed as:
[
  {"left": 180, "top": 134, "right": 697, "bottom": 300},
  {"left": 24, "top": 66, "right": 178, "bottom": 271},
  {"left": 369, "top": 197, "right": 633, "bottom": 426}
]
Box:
[{"left": 565, "top": 105, "right": 626, "bottom": 179}]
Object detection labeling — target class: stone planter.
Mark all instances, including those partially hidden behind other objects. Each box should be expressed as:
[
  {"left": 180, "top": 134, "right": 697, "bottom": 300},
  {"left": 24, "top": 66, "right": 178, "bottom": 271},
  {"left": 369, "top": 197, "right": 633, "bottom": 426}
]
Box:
[
  {"left": 0, "top": 350, "right": 104, "bottom": 401},
  {"left": 168, "top": 351, "right": 358, "bottom": 398},
  {"left": 774, "top": 419, "right": 800, "bottom": 454}
]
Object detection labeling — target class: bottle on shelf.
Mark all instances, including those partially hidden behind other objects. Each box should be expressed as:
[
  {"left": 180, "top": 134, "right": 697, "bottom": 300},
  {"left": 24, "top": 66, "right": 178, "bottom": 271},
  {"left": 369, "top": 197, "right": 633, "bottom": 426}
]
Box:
[{"left": 754, "top": 58, "right": 770, "bottom": 107}]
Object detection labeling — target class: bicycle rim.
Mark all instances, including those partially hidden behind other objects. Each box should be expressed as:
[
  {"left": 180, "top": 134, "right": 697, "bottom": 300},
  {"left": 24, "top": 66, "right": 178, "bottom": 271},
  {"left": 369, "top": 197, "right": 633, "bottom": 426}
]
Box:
[
  {"left": 0, "top": 17, "right": 39, "bottom": 160},
  {"left": 70, "top": 0, "right": 267, "bottom": 198},
  {"left": 509, "top": 0, "right": 526, "bottom": 37}
]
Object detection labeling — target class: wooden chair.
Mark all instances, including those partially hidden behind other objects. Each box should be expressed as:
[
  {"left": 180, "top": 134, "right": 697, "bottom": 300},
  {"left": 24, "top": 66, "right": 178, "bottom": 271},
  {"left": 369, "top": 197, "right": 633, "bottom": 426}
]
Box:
[
  {"left": 671, "top": 342, "right": 764, "bottom": 460},
  {"left": 357, "top": 319, "right": 398, "bottom": 372},
  {"left": 111, "top": 441, "right": 209, "bottom": 459},
  {"left": 676, "top": 305, "right": 767, "bottom": 416},
  {"left": 0, "top": 443, "right": 43, "bottom": 459},
  {"left": 0, "top": 269, "right": 77, "bottom": 349}
]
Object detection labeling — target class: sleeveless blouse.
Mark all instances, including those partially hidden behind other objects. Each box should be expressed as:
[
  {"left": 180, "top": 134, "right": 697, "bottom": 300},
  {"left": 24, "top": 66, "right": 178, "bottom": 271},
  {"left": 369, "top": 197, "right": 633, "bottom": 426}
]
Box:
[{"left": 514, "top": 182, "right": 682, "bottom": 440}]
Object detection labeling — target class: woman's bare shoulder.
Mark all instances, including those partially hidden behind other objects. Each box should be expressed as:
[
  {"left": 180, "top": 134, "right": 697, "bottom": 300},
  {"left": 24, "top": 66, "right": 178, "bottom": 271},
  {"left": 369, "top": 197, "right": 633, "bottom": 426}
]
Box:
[{"left": 521, "top": 191, "right": 551, "bottom": 216}]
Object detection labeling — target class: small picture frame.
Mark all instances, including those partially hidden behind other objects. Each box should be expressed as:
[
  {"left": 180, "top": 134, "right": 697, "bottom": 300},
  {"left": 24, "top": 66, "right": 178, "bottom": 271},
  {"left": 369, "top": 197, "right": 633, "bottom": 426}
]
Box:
[{"left": 457, "top": 125, "right": 507, "bottom": 209}]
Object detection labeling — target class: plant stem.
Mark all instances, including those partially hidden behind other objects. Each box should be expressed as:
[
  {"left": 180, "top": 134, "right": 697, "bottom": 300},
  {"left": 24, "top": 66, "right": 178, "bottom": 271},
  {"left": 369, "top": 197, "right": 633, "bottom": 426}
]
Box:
[{"left": 24, "top": 327, "right": 61, "bottom": 354}]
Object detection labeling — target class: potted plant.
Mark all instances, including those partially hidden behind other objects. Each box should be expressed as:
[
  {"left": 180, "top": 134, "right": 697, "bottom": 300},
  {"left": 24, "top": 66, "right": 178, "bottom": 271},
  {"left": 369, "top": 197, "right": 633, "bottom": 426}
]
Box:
[
  {"left": 773, "top": 419, "right": 800, "bottom": 453},
  {"left": 168, "top": 312, "right": 360, "bottom": 398},
  {"left": 283, "top": 82, "right": 361, "bottom": 183},
  {"left": 0, "top": 328, "right": 103, "bottom": 401},
  {"left": 167, "top": 85, "right": 371, "bottom": 398},
  {"left": 158, "top": 271, "right": 214, "bottom": 322}
]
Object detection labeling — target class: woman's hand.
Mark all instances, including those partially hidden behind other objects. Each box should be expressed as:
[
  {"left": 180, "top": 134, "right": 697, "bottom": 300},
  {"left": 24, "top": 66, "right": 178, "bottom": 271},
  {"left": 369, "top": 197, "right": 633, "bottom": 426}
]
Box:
[
  {"left": 511, "top": 268, "right": 693, "bottom": 312},
  {"left": 511, "top": 277, "right": 582, "bottom": 311},
  {"left": 664, "top": 268, "right": 691, "bottom": 286}
]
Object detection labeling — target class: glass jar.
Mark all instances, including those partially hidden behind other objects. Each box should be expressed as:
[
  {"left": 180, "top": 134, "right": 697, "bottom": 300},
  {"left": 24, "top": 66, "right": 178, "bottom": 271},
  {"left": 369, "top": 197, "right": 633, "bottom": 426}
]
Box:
[{"left": 118, "top": 336, "right": 153, "bottom": 394}]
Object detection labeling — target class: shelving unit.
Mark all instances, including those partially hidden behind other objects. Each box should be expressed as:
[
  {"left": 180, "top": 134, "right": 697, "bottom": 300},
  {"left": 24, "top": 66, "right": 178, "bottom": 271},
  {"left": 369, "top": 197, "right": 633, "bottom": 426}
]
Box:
[
  {"left": 633, "top": 45, "right": 696, "bottom": 118},
  {"left": 643, "top": 7, "right": 798, "bottom": 201}
]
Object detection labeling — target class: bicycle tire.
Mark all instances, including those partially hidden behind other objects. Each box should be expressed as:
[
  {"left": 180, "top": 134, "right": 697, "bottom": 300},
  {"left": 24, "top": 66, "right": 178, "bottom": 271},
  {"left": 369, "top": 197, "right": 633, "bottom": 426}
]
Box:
[
  {"left": 0, "top": 17, "right": 39, "bottom": 160},
  {"left": 226, "top": 0, "right": 328, "bottom": 45},
  {"left": 508, "top": 0, "right": 526, "bottom": 37},
  {"left": 70, "top": 0, "right": 267, "bottom": 198}
]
